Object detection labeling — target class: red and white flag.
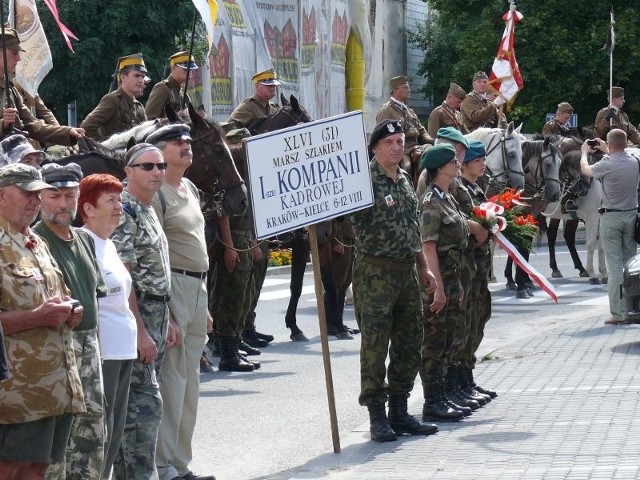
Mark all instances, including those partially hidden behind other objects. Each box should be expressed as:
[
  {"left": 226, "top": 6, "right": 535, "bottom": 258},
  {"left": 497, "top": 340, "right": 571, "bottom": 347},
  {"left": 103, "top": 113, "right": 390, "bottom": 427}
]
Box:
[{"left": 489, "top": 3, "right": 523, "bottom": 107}]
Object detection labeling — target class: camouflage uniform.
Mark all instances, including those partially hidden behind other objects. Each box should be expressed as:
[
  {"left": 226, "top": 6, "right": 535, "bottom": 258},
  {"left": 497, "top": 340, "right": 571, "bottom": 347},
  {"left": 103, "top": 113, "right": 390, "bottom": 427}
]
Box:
[
  {"left": 419, "top": 184, "right": 469, "bottom": 385},
  {"left": 349, "top": 159, "right": 423, "bottom": 406},
  {"left": 376, "top": 100, "right": 432, "bottom": 159},
  {"left": 33, "top": 223, "right": 107, "bottom": 480},
  {"left": 542, "top": 119, "right": 570, "bottom": 136},
  {"left": 227, "top": 94, "right": 279, "bottom": 129},
  {"left": 427, "top": 102, "right": 469, "bottom": 138},
  {"left": 111, "top": 189, "right": 171, "bottom": 480},
  {"left": 460, "top": 91, "right": 507, "bottom": 132},
  {"left": 145, "top": 76, "right": 190, "bottom": 120},
  {"left": 594, "top": 107, "right": 640, "bottom": 144},
  {"left": 0, "top": 218, "right": 85, "bottom": 471},
  {"left": 81, "top": 87, "right": 147, "bottom": 141}
]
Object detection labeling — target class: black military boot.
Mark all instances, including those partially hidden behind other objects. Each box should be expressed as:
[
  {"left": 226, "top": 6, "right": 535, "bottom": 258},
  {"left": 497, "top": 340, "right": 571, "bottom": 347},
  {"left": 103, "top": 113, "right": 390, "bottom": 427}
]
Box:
[
  {"left": 445, "top": 367, "right": 483, "bottom": 409},
  {"left": 388, "top": 395, "right": 438, "bottom": 436},
  {"left": 218, "top": 338, "right": 254, "bottom": 372},
  {"left": 421, "top": 381, "right": 464, "bottom": 422},
  {"left": 367, "top": 404, "right": 397, "bottom": 442},
  {"left": 455, "top": 365, "right": 491, "bottom": 404},
  {"left": 242, "top": 328, "right": 269, "bottom": 348},
  {"left": 445, "top": 397, "right": 472, "bottom": 417},
  {"left": 463, "top": 366, "right": 497, "bottom": 399},
  {"left": 255, "top": 331, "right": 274, "bottom": 343},
  {"left": 237, "top": 336, "right": 261, "bottom": 356}
]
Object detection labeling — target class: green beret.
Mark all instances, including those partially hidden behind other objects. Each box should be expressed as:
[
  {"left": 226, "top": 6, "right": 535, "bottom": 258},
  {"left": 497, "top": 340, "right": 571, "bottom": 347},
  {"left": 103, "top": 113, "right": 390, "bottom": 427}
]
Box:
[
  {"left": 436, "top": 127, "right": 469, "bottom": 148},
  {"left": 420, "top": 144, "right": 456, "bottom": 170}
]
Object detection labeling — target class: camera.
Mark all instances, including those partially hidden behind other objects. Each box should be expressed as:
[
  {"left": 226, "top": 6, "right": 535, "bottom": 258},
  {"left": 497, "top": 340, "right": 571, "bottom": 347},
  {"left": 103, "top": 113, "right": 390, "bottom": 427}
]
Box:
[
  {"left": 69, "top": 300, "right": 81, "bottom": 311},
  {"left": 587, "top": 139, "right": 599, "bottom": 147}
]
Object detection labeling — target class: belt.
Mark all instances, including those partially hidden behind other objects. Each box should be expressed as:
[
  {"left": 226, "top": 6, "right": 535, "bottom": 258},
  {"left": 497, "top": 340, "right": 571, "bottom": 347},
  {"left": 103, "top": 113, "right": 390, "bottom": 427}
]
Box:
[
  {"left": 170, "top": 268, "right": 207, "bottom": 280},
  {"left": 598, "top": 208, "right": 637, "bottom": 214},
  {"left": 135, "top": 290, "right": 171, "bottom": 303},
  {"left": 359, "top": 254, "right": 414, "bottom": 272}
]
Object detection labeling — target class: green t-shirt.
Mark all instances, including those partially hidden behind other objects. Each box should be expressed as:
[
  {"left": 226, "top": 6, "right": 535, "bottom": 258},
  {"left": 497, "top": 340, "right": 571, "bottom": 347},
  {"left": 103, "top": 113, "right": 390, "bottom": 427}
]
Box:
[{"left": 33, "top": 222, "right": 106, "bottom": 331}]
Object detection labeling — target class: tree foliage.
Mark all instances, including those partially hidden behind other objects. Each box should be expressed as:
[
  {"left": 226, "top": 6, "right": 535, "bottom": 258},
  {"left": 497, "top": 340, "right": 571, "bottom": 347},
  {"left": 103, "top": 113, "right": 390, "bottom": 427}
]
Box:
[
  {"left": 410, "top": 0, "right": 640, "bottom": 132},
  {"left": 34, "top": 0, "right": 202, "bottom": 123}
]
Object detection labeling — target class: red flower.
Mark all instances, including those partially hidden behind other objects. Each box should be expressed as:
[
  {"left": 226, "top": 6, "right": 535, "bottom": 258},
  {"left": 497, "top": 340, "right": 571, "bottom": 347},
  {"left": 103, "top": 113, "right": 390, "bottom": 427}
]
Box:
[{"left": 25, "top": 236, "right": 38, "bottom": 251}]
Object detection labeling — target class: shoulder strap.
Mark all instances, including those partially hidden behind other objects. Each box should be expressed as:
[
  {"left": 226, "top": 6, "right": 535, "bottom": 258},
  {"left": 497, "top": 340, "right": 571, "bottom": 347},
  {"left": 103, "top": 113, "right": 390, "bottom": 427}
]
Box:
[{"left": 122, "top": 201, "right": 137, "bottom": 220}]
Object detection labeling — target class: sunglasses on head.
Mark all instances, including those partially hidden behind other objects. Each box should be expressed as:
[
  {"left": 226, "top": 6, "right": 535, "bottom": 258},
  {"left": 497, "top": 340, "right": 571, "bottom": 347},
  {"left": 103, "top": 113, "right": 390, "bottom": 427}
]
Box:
[{"left": 128, "top": 162, "right": 167, "bottom": 171}]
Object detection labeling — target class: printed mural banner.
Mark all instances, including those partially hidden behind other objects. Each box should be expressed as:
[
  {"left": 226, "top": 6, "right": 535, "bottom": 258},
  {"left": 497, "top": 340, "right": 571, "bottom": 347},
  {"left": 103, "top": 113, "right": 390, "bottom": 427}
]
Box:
[
  {"left": 328, "top": 0, "right": 350, "bottom": 116},
  {"left": 299, "top": 0, "right": 319, "bottom": 120},
  {"left": 222, "top": 0, "right": 256, "bottom": 108}
]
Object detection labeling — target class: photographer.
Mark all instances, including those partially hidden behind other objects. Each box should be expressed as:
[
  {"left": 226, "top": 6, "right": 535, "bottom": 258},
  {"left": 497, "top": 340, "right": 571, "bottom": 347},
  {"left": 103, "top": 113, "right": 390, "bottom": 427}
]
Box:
[{"left": 594, "top": 87, "right": 640, "bottom": 145}]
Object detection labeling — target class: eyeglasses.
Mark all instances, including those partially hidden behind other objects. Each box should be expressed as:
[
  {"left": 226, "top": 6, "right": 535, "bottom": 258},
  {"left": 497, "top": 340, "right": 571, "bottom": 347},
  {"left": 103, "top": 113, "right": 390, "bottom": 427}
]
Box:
[{"left": 128, "top": 162, "right": 167, "bottom": 171}]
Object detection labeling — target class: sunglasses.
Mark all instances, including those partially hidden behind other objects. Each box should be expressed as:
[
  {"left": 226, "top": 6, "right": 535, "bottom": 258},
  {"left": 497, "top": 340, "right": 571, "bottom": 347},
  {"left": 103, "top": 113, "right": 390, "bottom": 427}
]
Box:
[{"left": 128, "top": 162, "right": 167, "bottom": 171}]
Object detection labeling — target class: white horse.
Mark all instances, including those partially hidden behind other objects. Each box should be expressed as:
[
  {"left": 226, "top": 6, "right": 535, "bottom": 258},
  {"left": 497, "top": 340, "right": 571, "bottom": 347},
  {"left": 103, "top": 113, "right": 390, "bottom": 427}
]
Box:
[{"left": 100, "top": 119, "right": 167, "bottom": 152}]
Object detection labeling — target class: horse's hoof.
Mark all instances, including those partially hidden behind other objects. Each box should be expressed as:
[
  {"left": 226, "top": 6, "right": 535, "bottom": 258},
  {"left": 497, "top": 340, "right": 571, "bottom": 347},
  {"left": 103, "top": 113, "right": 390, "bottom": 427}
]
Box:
[
  {"left": 601, "top": 277, "right": 608, "bottom": 285},
  {"left": 506, "top": 281, "right": 517, "bottom": 291},
  {"left": 551, "top": 270, "right": 563, "bottom": 279},
  {"left": 290, "top": 331, "right": 309, "bottom": 342},
  {"left": 589, "top": 278, "right": 601, "bottom": 285},
  {"left": 579, "top": 271, "right": 590, "bottom": 278}
]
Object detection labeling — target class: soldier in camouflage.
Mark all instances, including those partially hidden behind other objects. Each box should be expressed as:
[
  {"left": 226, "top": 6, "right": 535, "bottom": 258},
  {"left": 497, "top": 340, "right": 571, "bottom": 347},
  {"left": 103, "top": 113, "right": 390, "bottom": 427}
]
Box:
[
  {"left": 110, "top": 144, "right": 172, "bottom": 480},
  {"left": 418, "top": 144, "right": 488, "bottom": 423},
  {"left": 34, "top": 163, "right": 108, "bottom": 480},
  {"left": 0, "top": 163, "right": 85, "bottom": 480},
  {"left": 350, "top": 119, "right": 438, "bottom": 442}
]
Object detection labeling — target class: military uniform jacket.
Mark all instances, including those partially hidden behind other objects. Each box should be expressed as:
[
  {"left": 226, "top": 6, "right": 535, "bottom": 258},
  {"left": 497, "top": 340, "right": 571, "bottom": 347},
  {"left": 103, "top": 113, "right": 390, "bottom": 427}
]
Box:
[
  {"left": 420, "top": 184, "right": 469, "bottom": 256},
  {"left": 227, "top": 94, "right": 279, "bottom": 129},
  {"left": 0, "top": 218, "right": 85, "bottom": 424},
  {"left": 594, "top": 107, "right": 640, "bottom": 144},
  {"left": 461, "top": 91, "right": 506, "bottom": 132},
  {"left": 542, "top": 119, "right": 570, "bottom": 136},
  {"left": 111, "top": 190, "right": 171, "bottom": 297},
  {"left": 0, "top": 81, "right": 72, "bottom": 145},
  {"left": 427, "top": 102, "right": 468, "bottom": 138},
  {"left": 376, "top": 99, "right": 431, "bottom": 155},
  {"left": 145, "top": 75, "right": 189, "bottom": 120},
  {"left": 80, "top": 87, "right": 147, "bottom": 141},
  {"left": 15, "top": 85, "right": 59, "bottom": 126},
  {"left": 350, "top": 159, "right": 421, "bottom": 260}
]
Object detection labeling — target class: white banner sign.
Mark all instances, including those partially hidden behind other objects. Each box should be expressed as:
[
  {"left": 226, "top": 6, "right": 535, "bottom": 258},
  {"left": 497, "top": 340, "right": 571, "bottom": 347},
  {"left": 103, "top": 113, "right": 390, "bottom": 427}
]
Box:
[{"left": 245, "top": 111, "right": 373, "bottom": 240}]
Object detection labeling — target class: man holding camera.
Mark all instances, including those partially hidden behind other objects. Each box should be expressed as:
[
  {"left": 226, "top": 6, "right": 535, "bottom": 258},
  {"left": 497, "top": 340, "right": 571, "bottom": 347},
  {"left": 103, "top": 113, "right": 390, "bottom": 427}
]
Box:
[
  {"left": 34, "top": 163, "right": 107, "bottom": 479},
  {"left": 594, "top": 87, "right": 640, "bottom": 145},
  {"left": 0, "top": 163, "right": 85, "bottom": 480}
]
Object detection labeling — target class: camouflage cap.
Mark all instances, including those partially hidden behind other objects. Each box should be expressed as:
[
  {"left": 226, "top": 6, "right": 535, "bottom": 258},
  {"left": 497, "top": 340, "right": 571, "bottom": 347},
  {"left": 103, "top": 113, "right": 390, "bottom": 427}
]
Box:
[
  {"left": 0, "top": 134, "right": 45, "bottom": 166},
  {"left": 146, "top": 124, "right": 192, "bottom": 145},
  {"left": 473, "top": 71, "right": 489, "bottom": 81},
  {"left": 369, "top": 119, "right": 404, "bottom": 149},
  {"left": 0, "top": 163, "right": 56, "bottom": 191},
  {"left": 448, "top": 82, "right": 466, "bottom": 101},
  {"left": 0, "top": 28, "right": 25, "bottom": 52},
  {"left": 463, "top": 140, "right": 486, "bottom": 163},
  {"left": 609, "top": 86, "right": 624, "bottom": 99},
  {"left": 557, "top": 102, "right": 573, "bottom": 114},
  {"left": 41, "top": 162, "right": 83, "bottom": 188},
  {"left": 436, "top": 126, "right": 469, "bottom": 149},
  {"left": 420, "top": 143, "right": 456, "bottom": 170},
  {"left": 389, "top": 76, "right": 409, "bottom": 91}
]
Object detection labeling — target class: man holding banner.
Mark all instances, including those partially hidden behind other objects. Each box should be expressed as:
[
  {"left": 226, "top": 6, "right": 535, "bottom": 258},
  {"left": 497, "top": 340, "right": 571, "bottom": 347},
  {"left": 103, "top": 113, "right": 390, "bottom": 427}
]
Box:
[{"left": 350, "top": 119, "right": 438, "bottom": 442}]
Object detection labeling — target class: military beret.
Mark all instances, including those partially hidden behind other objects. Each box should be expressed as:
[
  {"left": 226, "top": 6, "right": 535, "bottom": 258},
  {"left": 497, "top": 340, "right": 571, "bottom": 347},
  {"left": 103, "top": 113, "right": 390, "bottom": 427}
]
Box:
[
  {"left": 473, "top": 71, "right": 489, "bottom": 81},
  {"left": 146, "top": 124, "right": 192, "bottom": 145},
  {"left": 252, "top": 68, "right": 281, "bottom": 86},
  {"left": 420, "top": 144, "right": 456, "bottom": 170},
  {"left": 170, "top": 51, "right": 198, "bottom": 70},
  {"left": 0, "top": 163, "right": 56, "bottom": 191},
  {"left": 0, "top": 134, "right": 45, "bottom": 166},
  {"left": 118, "top": 53, "right": 147, "bottom": 73},
  {"left": 436, "top": 126, "right": 469, "bottom": 149},
  {"left": 557, "top": 102, "right": 574, "bottom": 114},
  {"left": 609, "top": 86, "right": 624, "bottom": 99},
  {"left": 369, "top": 120, "right": 404, "bottom": 149},
  {"left": 41, "top": 162, "right": 83, "bottom": 188},
  {"left": 389, "top": 76, "right": 409, "bottom": 91},
  {"left": 463, "top": 140, "right": 486, "bottom": 163},
  {"left": 448, "top": 82, "right": 466, "bottom": 101},
  {"left": 0, "top": 28, "right": 25, "bottom": 52}
]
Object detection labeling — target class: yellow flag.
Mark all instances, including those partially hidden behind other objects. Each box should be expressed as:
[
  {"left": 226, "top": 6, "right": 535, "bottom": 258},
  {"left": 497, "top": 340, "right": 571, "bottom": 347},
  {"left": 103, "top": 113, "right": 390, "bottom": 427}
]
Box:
[{"left": 192, "top": 0, "right": 218, "bottom": 54}]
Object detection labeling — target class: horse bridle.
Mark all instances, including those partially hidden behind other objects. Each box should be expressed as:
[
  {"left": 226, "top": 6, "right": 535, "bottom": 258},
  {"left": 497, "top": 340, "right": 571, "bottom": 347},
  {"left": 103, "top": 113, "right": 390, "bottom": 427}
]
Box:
[
  {"left": 525, "top": 148, "right": 561, "bottom": 199},
  {"left": 191, "top": 126, "right": 246, "bottom": 193},
  {"left": 483, "top": 130, "right": 525, "bottom": 185},
  {"left": 258, "top": 106, "right": 309, "bottom": 133}
]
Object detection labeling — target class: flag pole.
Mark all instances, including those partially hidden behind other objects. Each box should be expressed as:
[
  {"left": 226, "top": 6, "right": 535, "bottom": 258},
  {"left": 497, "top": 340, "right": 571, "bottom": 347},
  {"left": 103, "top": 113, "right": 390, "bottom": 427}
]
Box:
[
  {"left": 0, "top": 0, "right": 12, "bottom": 109},
  {"left": 182, "top": 8, "right": 198, "bottom": 109},
  {"left": 608, "top": 10, "right": 614, "bottom": 128}
]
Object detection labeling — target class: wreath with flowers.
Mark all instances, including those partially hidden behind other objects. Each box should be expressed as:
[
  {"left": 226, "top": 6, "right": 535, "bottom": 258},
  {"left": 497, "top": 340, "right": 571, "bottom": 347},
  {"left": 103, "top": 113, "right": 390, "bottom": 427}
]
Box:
[{"left": 486, "top": 188, "right": 539, "bottom": 252}]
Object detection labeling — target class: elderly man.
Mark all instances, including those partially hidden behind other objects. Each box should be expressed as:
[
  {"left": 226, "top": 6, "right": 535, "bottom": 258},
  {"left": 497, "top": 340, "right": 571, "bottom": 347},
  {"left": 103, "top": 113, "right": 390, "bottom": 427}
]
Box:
[
  {"left": 461, "top": 71, "right": 507, "bottom": 132},
  {"left": 376, "top": 76, "right": 433, "bottom": 170},
  {"left": 0, "top": 134, "right": 46, "bottom": 168},
  {"left": 0, "top": 164, "right": 85, "bottom": 480},
  {"left": 34, "top": 163, "right": 107, "bottom": 480},
  {"left": 542, "top": 102, "right": 574, "bottom": 136},
  {"left": 146, "top": 125, "right": 216, "bottom": 480},
  {"left": 0, "top": 29, "right": 83, "bottom": 146},
  {"left": 349, "top": 119, "right": 438, "bottom": 442},
  {"left": 111, "top": 143, "right": 172, "bottom": 480},
  {"left": 146, "top": 52, "right": 198, "bottom": 119},
  {"left": 81, "top": 54, "right": 148, "bottom": 141},
  {"left": 581, "top": 129, "right": 638, "bottom": 325},
  {"left": 427, "top": 83, "right": 468, "bottom": 138},
  {"left": 594, "top": 87, "right": 640, "bottom": 144}
]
